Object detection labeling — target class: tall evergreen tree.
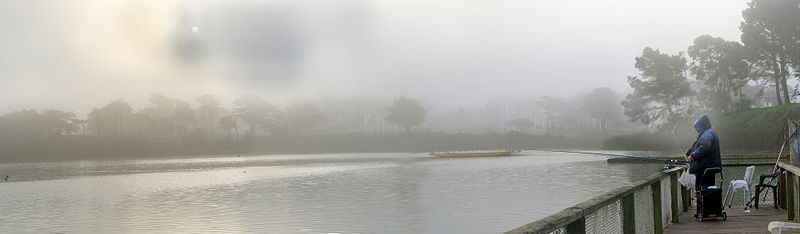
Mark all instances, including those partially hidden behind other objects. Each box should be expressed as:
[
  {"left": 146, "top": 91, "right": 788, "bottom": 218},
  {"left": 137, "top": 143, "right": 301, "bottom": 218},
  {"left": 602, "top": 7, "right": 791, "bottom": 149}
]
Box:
[
  {"left": 622, "top": 47, "right": 693, "bottom": 129},
  {"left": 740, "top": 0, "right": 800, "bottom": 104},
  {"left": 386, "top": 96, "right": 426, "bottom": 132},
  {"left": 688, "top": 35, "right": 752, "bottom": 114}
]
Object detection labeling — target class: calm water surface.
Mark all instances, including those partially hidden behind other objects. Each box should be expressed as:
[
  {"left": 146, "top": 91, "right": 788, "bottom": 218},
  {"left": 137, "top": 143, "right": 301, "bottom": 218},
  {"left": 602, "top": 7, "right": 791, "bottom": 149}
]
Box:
[{"left": 0, "top": 151, "right": 664, "bottom": 233}]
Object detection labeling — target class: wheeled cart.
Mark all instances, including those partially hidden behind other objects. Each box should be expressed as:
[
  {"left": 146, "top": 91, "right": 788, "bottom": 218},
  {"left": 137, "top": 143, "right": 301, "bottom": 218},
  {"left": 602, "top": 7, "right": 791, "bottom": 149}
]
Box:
[{"left": 694, "top": 167, "right": 727, "bottom": 221}]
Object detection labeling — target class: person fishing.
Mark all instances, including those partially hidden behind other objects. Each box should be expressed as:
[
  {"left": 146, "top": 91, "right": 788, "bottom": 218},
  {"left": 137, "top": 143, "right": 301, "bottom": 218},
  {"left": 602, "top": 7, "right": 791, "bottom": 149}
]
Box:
[{"left": 686, "top": 114, "right": 722, "bottom": 191}]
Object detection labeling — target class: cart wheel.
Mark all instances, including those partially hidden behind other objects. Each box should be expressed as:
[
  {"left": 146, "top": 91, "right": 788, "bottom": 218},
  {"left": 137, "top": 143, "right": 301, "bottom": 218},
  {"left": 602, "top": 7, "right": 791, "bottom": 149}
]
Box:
[{"left": 722, "top": 212, "right": 727, "bottom": 221}]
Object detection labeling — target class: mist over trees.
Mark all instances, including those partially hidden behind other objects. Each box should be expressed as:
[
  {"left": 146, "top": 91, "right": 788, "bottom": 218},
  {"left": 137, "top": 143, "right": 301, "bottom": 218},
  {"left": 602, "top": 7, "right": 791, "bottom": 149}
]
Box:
[
  {"left": 505, "top": 118, "right": 535, "bottom": 133},
  {"left": 0, "top": 109, "right": 78, "bottom": 139},
  {"left": 622, "top": 48, "right": 693, "bottom": 130},
  {"left": 195, "top": 94, "right": 223, "bottom": 136},
  {"left": 1, "top": 88, "right": 646, "bottom": 163},
  {"left": 285, "top": 100, "right": 329, "bottom": 134},
  {"left": 688, "top": 35, "right": 751, "bottom": 115},
  {"left": 740, "top": 0, "right": 800, "bottom": 105},
  {"left": 232, "top": 95, "right": 280, "bottom": 136},
  {"left": 605, "top": 0, "right": 800, "bottom": 153},
  {"left": 582, "top": 87, "right": 625, "bottom": 136},
  {"left": 622, "top": 0, "right": 800, "bottom": 131},
  {"left": 89, "top": 99, "right": 133, "bottom": 137},
  {"left": 1, "top": 89, "right": 640, "bottom": 142},
  {"left": 1, "top": 0, "right": 798, "bottom": 162},
  {"left": 386, "top": 96, "right": 426, "bottom": 132}
]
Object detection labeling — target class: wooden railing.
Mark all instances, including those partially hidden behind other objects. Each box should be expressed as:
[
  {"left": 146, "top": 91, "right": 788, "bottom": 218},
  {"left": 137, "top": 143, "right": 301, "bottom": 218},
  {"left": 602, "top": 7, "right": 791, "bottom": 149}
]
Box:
[
  {"left": 779, "top": 162, "right": 800, "bottom": 220},
  {"left": 506, "top": 166, "right": 686, "bottom": 234}
]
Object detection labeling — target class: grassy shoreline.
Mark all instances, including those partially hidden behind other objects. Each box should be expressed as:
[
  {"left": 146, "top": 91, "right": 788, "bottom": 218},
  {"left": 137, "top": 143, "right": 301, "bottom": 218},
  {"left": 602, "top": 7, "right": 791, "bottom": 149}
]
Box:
[{"left": 0, "top": 132, "right": 605, "bottom": 163}]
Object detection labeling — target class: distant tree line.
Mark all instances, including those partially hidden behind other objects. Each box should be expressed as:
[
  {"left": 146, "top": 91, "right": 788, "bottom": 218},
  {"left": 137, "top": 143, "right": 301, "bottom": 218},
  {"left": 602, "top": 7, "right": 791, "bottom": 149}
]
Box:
[
  {"left": 0, "top": 94, "right": 429, "bottom": 141},
  {"left": 517, "top": 87, "right": 629, "bottom": 137},
  {"left": 0, "top": 109, "right": 82, "bottom": 139},
  {"left": 622, "top": 0, "right": 800, "bottom": 131}
]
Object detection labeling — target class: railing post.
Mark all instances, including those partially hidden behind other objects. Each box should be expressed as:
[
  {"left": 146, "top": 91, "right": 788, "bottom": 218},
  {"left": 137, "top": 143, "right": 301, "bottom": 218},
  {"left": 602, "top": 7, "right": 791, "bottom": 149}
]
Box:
[
  {"left": 565, "top": 217, "right": 585, "bottom": 234},
  {"left": 651, "top": 182, "right": 663, "bottom": 234},
  {"left": 795, "top": 173, "right": 800, "bottom": 221},
  {"left": 794, "top": 173, "right": 799, "bottom": 221},
  {"left": 681, "top": 185, "right": 689, "bottom": 212},
  {"left": 671, "top": 173, "right": 679, "bottom": 223},
  {"left": 789, "top": 119, "right": 799, "bottom": 220},
  {"left": 781, "top": 169, "right": 787, "bottom": 209},
  {"left": 622, "top": 193, "right": 635, "bottom": 234},
  {"left": 790, "top": 119, "right": 799, "bottom": 166},
  {"left": 788, "top": 171, "right": 795, "bottom": 220}
]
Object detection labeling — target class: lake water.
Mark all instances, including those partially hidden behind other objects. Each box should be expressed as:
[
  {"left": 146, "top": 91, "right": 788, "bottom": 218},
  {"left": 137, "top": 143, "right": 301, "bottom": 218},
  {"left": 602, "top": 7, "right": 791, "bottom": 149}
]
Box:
[{"left": 0, "top": 151, "right": 665, "bottom": 233}]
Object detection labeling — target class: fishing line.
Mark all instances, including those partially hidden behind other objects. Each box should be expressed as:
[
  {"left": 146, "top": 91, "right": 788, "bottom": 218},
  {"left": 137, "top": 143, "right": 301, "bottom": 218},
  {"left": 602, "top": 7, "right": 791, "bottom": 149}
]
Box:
[{"left": 549, "top": 150, "right": 689, "bottom": 164}]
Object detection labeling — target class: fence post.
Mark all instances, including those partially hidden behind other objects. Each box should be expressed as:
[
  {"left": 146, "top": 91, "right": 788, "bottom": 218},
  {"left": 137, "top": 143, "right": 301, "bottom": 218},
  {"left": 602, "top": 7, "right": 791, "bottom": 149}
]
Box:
[
  {"left": 651, "top": 182, "right": 663, "bottom": 234},
  {"left": 565, "top": 217, "right": 585, "bottom": 234},
  {"left": 796, "top": 174, "right": 800, "bottom": 221},
  {"left": 681, "top": 185, "right": 689, "bottom": 212},
  {"left": 622, "top": 193, "right": 635, "bottom": 234},
  {"left": 794, "top": 173, "right": 799, "bottom": 221},
  {"left": 791, "top": 119, "right": 799, "bottom": 166},
  {"left": 788, "top": 171, "right": 795, "bottom": 220},
  {"left": 791, "top": 119, "right": 799, "bottom": 221},
  {"left": 781, "top": 169, "right": 787, "bottom": 209},
  {"left": 671, "top": 173, "right": 679, "bottom": 223}
]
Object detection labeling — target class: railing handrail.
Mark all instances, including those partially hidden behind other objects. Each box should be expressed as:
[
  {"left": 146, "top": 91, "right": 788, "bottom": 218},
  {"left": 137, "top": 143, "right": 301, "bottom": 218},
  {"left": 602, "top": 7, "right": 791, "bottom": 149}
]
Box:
[
  {"left": 506, "top": 166, "right": 685, "bottom": 234},
  {"left": 778, "top": 162, "right": 800, "bottom": 175},
  {"left": 779, "top": 161, "right": 800, "bottom": 221}
]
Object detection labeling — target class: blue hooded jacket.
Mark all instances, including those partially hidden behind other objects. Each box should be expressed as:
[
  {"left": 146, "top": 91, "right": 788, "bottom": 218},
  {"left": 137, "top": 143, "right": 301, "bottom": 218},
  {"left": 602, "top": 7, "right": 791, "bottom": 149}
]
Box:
[{"left": 688, "top": 115, "right": 722, "bottom": 174}]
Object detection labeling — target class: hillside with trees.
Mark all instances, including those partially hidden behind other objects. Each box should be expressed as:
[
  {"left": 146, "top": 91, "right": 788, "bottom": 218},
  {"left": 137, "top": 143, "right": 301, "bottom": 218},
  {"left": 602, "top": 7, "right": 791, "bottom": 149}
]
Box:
[{"left": 609, "top": 0, "right": 800, "bottom": 153}]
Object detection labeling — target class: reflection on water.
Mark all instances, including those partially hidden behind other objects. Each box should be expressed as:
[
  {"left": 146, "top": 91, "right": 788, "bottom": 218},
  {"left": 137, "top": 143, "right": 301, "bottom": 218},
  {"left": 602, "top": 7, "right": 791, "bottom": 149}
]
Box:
[{"left": 0, "top": 151, "right": 664, "bottom": 233}]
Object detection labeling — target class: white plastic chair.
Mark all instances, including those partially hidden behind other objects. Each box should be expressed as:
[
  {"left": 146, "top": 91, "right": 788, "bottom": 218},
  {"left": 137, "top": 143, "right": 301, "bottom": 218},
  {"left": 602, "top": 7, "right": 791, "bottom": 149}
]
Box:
[
  {"left": 769, "top": 221, "right": 800, "bottom": 233},
  {"left": 724, "top": 165, "right": 756, "bottom": 209}
]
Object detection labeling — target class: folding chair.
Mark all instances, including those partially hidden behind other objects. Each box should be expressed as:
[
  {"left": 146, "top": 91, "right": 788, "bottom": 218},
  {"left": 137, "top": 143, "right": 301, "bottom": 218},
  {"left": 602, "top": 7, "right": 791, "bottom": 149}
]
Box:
[{"left": 724, "top": 165, "right": 755, "bottom": 209}]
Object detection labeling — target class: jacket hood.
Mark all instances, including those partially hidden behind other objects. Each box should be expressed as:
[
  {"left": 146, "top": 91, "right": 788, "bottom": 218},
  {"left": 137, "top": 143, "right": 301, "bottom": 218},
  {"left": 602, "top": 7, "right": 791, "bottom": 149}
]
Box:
[{"left": 693, "top": 115, "right": 711, "bottom": 133}]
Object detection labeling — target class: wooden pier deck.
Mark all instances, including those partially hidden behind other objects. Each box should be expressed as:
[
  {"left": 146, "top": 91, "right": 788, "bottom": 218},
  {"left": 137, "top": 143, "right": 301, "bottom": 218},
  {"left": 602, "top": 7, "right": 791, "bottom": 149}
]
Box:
[{"left": 665, "top": 206, "right": 787, "bottom": 233}]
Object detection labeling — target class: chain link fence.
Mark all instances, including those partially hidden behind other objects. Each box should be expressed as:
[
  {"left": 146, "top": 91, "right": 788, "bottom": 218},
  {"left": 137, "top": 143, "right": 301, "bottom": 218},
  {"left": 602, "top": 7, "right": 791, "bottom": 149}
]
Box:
[
  {"left": 719, "top": 164, "right": 776, "bottom": 206},
  {"left": 508, "top": 163, "right": 788, "bottom": 234},
  {"left": 661, "top": 176, "right": 673, "bottom": 227},
  {"left": 507, "top": 166, "right": 684, "bottom": 234},
  {"left": 633, "top": 186, "right": 654, "bottom": 234},
  {"left": 585, "top": 200, "right": 623, "bottom": 233}
]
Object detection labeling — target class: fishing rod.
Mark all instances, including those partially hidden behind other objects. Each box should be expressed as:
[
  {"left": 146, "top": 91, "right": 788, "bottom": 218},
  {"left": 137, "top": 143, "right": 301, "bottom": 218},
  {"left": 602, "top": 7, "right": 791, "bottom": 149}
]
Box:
[
  {"left": 745, "top": 119, "right": 797, "bottom": 208},
  {"left": 668, "top": 120, "right": 688, "bottom": 155},
  {"left": 549, "top": 150, "right": 689, "bottom": 164}
]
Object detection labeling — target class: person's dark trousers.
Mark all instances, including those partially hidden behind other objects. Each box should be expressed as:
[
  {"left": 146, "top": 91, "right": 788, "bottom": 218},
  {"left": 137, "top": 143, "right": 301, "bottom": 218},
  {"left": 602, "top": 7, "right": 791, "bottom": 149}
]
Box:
[{"left": 693, "top": 172, "right": 716, "bottom": 191}]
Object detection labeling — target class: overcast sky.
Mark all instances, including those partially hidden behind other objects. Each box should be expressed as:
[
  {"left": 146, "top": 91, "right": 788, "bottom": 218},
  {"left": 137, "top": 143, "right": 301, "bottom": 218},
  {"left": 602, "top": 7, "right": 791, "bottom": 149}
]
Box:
[{"left": 0, "top": 0, "right": 749, "bottom": 116}]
